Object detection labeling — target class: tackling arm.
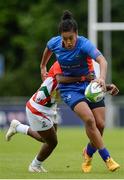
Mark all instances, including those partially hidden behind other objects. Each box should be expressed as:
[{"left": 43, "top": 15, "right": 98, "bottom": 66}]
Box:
[
  {"left": 56, "top": 74, "right": 82, "bottom": 83},
  {"left": 55, "top": 73, "right": 95, "bottom": 83},
  {"left": 106, "top": 84, "right": 119, "bottom": 96}
]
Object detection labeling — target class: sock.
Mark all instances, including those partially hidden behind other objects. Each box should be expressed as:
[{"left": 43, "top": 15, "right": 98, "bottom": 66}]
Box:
[
  {"left": 16, "top": 124, "right": 29, "bottom": 134},
  {"left": 98, "top": 148, "right": 110, "bottom": 161},
  {"left": 86, "top": 143, "right": 97, "bottom": 157},
  {"left": 31, "top": 156, "right": 42, "bottom": 167}
]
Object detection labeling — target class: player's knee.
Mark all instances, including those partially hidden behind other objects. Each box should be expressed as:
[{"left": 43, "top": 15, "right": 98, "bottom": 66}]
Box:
[
  {"left": 53, "top": 138, "right": 58, "bottom": 147},
  {"left": 85, "top": 115, "right": 96, "bottom": 129},
  {"left": 49, "top": 138, "right": 58, "bottom": 149},
  {"left": 96, "top": 122, "right": 105, "bottom": 135}
]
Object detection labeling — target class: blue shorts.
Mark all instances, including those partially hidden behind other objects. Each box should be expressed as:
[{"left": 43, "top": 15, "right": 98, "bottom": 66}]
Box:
[{"left": 59, "top": 82, "right": 105, "bottom": 110}]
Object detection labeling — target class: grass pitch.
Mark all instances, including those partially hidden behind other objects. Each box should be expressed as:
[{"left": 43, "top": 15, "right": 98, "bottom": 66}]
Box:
[{"left": 0, "top": 127, "right": 124, "bottom": 179}]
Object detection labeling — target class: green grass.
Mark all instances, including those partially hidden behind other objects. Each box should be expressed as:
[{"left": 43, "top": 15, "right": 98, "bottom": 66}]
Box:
[{"left": 0, "top": 127, "right": 124, "bottom": 179}]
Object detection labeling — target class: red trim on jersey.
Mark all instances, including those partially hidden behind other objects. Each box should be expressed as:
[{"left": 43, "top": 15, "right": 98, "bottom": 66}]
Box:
[
  {"left": 87, "top": 56, "right": 94, "bottom": 72},
  {"left": 33, "top": 92, "right": 38, "bottom": 102},
  {"left": 26, "top": 101, "right": 48, "bottom": 119},
  {"left": 32, "top": 94, "right": 51, "bottom": 106},
  {"left": 47, "top": 65, "right": 54, "bottom": 77},
  {"left": 51, "top": 78, "right": 57, "bottom": 91}
]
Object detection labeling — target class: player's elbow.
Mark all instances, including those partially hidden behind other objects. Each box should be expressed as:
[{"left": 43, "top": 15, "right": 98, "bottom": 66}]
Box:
[{"left": 96, "top": 55, "right": 108, "bottom": 66}]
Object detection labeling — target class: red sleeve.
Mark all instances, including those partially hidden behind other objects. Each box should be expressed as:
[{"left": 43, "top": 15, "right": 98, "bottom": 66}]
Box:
[
  {"left": 47, "top": 64, "right": 54, "bottom": 77},
  {"left": 53, "top": 61, "right": 62, "bottom": 75},
  {"left": 47, "top": 61, "right": 62, "bottom": 77}
]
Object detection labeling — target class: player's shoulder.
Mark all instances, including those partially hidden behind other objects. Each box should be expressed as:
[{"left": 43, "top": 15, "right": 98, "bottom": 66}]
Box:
[
  {"left": 47, "top": 36, "right": 61, "bottom": 49},
  {"left": 48, "top": 36, "right": 61, "bottom": 43},
  {"left": 78, "top": 35, "right": 94, "bottom": 51},
  {"left": 78, "top": 35, "right": 89, "bottom": 44}
]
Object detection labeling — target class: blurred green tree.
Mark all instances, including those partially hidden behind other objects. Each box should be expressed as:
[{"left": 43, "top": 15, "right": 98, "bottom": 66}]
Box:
[{"left": 0, "top": 0, "right": 123, "bottom": 96}]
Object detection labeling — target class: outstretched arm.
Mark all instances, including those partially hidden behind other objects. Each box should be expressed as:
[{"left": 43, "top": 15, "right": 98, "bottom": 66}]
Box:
[
  {"left": 56, "top": 74, "right": 82, "bottom": 83},
  {"left": 56, "top": 73, "right": 95, "bottom": 83},
  {"left": 56, "top": 74, "right": 119, "bottom": 96},
  {"left": 106, "top": 84, "right": 119, "bottom": 96}
]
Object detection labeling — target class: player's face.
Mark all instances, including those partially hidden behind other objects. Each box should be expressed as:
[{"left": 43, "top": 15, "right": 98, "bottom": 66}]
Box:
[{"left": 61, "top": 31, "right": 77, "bottom": 50}]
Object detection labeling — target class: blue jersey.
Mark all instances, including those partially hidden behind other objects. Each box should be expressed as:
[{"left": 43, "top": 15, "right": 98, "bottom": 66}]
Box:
[
  {"left": 47, "top": 35, "right": 102, "bottom": 77},
  {"left": 47, "top": 35, "right": 103, "bottom": 109}
]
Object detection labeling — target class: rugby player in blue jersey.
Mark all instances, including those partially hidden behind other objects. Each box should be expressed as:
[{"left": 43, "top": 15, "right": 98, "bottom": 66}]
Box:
[
  {"left": 40, "top": 10, "right": 120, "bottom": 172},
  {"left": 6, "top": 61, "right": 119, "bottom": 173}
]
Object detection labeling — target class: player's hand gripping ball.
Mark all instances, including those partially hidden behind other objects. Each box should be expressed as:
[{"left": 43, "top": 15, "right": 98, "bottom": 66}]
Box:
[{"left": 85, "top": 82, "right": 105, "bottom": 102}]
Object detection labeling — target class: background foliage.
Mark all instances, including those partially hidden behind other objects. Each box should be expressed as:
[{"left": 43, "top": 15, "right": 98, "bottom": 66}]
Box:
[{"left": 0, "top": 0, "right": 123, "bottom": 96}]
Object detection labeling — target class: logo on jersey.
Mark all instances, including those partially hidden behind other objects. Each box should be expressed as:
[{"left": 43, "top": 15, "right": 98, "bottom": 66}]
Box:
[
  {"left": 42, "top": 121, "right": 48, "bottom": 128},
  {"left": 63, "top": 94, "right": 72, "bottom": 103}
]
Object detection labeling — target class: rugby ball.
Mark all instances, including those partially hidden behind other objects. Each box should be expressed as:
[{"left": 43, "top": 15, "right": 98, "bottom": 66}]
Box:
[{"left": 85, "top": 82, "right": 105, "bottom": 102}]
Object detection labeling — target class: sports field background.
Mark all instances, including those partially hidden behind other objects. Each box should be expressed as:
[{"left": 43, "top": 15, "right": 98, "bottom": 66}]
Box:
[{"left": 0, "top": 127, "right": 124, "bottom": 179}]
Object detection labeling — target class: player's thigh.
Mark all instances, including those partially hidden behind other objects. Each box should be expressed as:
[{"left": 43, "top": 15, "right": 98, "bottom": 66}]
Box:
[
  {"left": 92, "top": 107, "right": 105, "bottom": 130},
  {"left": 73, "top": 101, "right": 95, "bottom": 122}
]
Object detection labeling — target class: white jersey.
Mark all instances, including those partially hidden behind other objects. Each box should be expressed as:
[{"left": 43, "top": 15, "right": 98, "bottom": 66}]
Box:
[{"left": 26, "top": 77, "right": 58, "bottom": 119}]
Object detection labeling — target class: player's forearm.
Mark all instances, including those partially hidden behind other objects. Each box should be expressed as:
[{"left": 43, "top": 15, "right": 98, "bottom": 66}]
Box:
[
  {"left": 56, "top": 75, "right": 81, "bottom": 83},
  {"left": 96, "top": 55, "right": 108, "bottom": 80},
  {"left": 40, "top": 47, "right": 52, "bottom": 69}
]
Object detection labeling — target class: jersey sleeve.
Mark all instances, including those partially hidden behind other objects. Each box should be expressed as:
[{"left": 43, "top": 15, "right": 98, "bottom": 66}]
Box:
[
  {"left": 47, "top": 36, "right": 60, "bottom": 51},
  {"left": 53, "top": 61, "right": 62, "bottom": 76},
  {"left": 34, "top": 76, "right": 57, "bottom": 103},
  {"left": 47, "top": 37, "right": 54, "bottom": 50},
  {"left": 47, "top": 61, "right": 62, "bottom": 77},
  {"left": 82, "top": 39, "right": 102, "bottom": 60},
  {"left": 47, "top": 64, "right": 54, "bottom": 77},
  {"left": 40, "top": 77, "right": 57, "bottom": 95}
]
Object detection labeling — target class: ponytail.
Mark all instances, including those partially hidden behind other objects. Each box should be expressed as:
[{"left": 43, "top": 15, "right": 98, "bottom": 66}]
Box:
[{"left": 58, "top": 10, "right": 78, "bottom": 33}]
